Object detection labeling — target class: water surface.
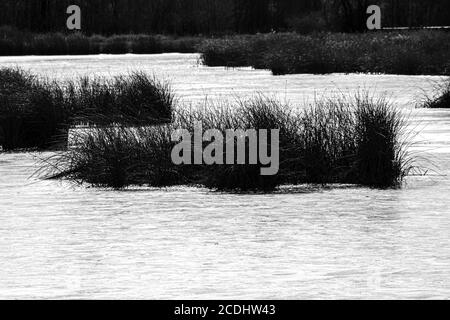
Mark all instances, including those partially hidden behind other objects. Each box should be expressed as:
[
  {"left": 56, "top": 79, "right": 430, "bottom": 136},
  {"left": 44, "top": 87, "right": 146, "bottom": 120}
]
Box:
[{"left": 0, "top": 54, "right": 449, "bottom": 299}]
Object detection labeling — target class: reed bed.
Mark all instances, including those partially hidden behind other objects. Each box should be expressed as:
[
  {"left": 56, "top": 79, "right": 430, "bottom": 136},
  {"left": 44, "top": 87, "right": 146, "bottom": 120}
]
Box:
[
  {"left": 199, "top": 31, "right": 450, "bottom": 75},
  {"left": 39, "top": 94, "right": 414, "bottom": 191},
  {"left": 0, "top": 68, "right": 67, "bottom": 150},
  {"left": 0, "top": 68, "right": 174, "bottom": 151},
  {"left": 0, "top": 26, "right": 203, "bottom": 55}
]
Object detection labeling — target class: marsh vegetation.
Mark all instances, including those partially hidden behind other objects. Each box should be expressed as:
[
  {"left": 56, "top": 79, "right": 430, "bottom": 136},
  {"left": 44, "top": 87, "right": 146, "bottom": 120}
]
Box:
[
  {"left": 0, "top": 26, "right": 201, "bottom": 55},
  {"left": 199, "top": 31, "right": 450, "bottom": 76},
  {"left": 0, "top": 68, "right": 173, "bottom": 150},
  {"left": 39, "top": 94, "right": 414, "bottom": 191}
]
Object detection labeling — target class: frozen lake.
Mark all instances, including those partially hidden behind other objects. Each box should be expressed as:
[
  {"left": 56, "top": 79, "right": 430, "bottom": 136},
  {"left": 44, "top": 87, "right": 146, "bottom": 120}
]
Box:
[{"left": 0, "top": 54, "right": 449, "bottom": 299}]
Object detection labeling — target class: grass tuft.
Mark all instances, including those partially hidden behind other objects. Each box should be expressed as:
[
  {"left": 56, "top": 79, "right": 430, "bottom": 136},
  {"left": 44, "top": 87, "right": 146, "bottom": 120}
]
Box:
[{"left": 353, "top": 94, "right": 409, "bottom": 188}]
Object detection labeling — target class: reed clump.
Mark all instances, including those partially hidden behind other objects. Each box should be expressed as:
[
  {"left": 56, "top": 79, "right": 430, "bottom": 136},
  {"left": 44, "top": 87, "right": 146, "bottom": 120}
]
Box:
[
  {"left": 65, "top": 72, "right": 174, "bottom": 126},
  {"left": 0, "top": 68, "right": 174, "bottom": 150},
  {"left": 40, "top": 94, "right": 414, "bottom": 191},
  {"left": 43, "top": 125, "right": 178, "bottom": 189},
  {"left": 353, "top": 95, "right": 409, "bottom": 188},
  {"left": 173, "top": 97, "right": 295, "bottom": 191},
  {"left": 0, "top": 68, "right": 67, "bottom": 150}
]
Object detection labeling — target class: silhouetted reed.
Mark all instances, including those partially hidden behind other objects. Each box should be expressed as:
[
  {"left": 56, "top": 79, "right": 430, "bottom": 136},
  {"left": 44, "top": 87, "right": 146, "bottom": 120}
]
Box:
[
  {"left": 41, "top": 125, "right": 178, "bottom": 189},
  {"left": 40, "top": 94, "right": 415, "bottom": 191},
  {"left": 0, "top": 68, "right": 174, "bottom": 150},
  {"left": 0, "top": 68, "right": 67, "bottom": 150},
  {"left": 353, "top": 95, "right": 410, "bottom": 187},
  {"left": 66, "top": 72, "right": 174, "bottom": 126}
]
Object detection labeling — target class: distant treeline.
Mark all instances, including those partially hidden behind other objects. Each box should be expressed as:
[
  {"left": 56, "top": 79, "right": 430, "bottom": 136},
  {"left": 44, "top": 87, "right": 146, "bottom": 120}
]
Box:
[
  {"left": 0, "top": 27, "right": 202, "bottom": 56},
  {"left": 0, "top": 0, "right": 449, "bottom": 35}
]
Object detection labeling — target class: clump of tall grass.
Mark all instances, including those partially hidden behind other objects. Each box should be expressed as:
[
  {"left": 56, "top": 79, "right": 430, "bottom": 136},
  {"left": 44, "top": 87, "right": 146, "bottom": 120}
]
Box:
[
  {"left": 174, "top": 97, "right": 294, "bottom": 191},
  {"left": 353, "top": 95, "right": 410, "bottom": 188},
  {"left": 0, "top": 68, "right": 174, "bottom": 150},
  {"left": 41, "top": 125, "right": 178, "bottom": 189},
  {"left": 295, "top": 98, "right": 356, "bottom": 184},
  {"left": 0, "top": 68, "right": 68, "bottom": 150},
  {"left": 66, "top": 72, "right": 174, "bottom": 126},
  {"left": 287, "top": 94, "right": 411, "bottom": 188},
  {"left": 40, "top": 94, "right": 415, "bottom": 191}
]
